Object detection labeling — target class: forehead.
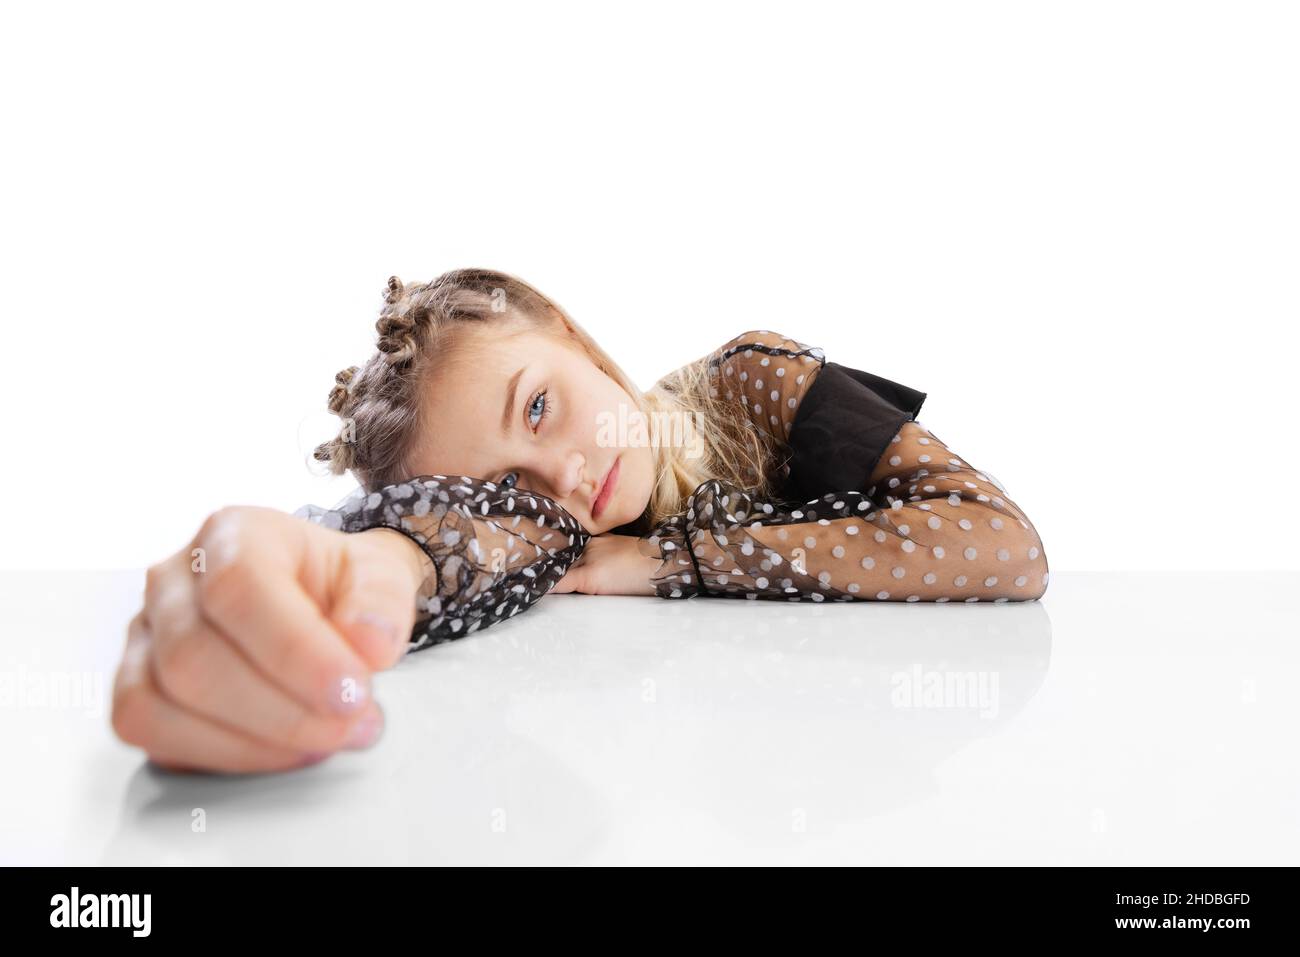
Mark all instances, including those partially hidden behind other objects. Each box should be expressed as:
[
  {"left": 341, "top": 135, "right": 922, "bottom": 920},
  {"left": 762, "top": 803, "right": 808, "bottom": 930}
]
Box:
[{"left": 405, "top": 327, "right": 566, "bottom": 477}]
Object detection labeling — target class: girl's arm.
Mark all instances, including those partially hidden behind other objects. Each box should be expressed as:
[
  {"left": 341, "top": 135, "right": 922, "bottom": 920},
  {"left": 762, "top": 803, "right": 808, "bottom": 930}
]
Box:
[
  {"left": 637, "top": 329, "right": 1047, "bottom": 602},
  {"left": 638, "top": 420, "right": 1049, "bottom": 602},
  {"left": 296, "top": 475, "right": 590, "bottom": 651}
]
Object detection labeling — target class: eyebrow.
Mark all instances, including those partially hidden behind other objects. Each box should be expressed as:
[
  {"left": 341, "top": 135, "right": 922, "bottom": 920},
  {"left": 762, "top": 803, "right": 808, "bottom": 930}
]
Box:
[{"left": 500, "top": 365, "right": 526, "bottom": 436}]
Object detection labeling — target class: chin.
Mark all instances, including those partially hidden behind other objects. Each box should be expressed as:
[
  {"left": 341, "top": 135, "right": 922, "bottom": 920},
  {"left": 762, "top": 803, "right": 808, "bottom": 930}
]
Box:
[
  {"left": 591, "top": 506, "right": 626, "bottom": 535},
  {"left": 595, "top": 489, "right": 646, "bottom": 535}
]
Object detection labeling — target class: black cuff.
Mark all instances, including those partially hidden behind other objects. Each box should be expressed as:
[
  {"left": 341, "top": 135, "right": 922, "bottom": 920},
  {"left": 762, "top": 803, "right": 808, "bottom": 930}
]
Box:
[{"left": 785, "top": 361, "right": 927, "bottom": 500}]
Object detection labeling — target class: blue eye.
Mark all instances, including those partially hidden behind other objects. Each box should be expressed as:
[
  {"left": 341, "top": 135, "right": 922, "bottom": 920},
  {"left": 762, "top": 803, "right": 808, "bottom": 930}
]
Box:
[
  {"left": 527, "top": 389, "right": 548, "bottom": 429},
  {"left": 499, "top": 390, "right": 549, "bottom": 488}
]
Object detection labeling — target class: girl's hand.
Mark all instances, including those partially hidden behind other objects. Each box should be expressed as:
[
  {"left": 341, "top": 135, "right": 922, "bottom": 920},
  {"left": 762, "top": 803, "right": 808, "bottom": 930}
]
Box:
[
  {"left": 553, "top": 533, "right": 661, "bottom": 596},
  {"left": 112, "top": 506, "right": 427, "bottom": 775}
]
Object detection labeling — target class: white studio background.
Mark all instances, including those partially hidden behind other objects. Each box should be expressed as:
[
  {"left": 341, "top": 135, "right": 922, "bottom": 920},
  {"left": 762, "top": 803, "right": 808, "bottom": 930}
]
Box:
[{"left": 1, "top": 0, "right": 1296, "bottom": 572}]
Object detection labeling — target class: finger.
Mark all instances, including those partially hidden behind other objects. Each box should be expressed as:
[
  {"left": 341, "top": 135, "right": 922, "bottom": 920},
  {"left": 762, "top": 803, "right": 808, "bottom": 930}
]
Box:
[
  {"left": 327, "top": 535, "right": 420, "bottom": 672},
  {"left": 194, "top": 513, "right": 374, "bottom": 717},
  {"left": 146, "top": 551, "right": 385, "bottom": 754},
  {"left": 113, "top": 613, "right": 328, "bottom": 775}
]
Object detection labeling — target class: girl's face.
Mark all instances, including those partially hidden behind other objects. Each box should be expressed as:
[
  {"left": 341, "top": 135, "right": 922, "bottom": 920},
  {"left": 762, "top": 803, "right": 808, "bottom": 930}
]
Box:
[{"left": 405, "top": 325, "right": 657, "bottom": 534}]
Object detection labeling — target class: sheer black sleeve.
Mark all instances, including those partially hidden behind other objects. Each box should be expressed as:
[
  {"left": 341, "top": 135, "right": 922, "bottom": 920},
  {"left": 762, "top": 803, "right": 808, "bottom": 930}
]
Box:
[
  {"left": 295, "top": 475, "right": 590, "bottom": 652},
  {"left": 635, "top": 330, "right": 1048, "bottom": 603},
  {"left": 635, "top": 437, "right": 1048, "bottom": 604}
]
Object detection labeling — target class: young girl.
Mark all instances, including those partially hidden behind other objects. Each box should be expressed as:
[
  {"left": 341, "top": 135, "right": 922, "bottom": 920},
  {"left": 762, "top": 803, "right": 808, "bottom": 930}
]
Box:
[{"left": 113, "top": 268, "right": 1049, "bottom": 774}]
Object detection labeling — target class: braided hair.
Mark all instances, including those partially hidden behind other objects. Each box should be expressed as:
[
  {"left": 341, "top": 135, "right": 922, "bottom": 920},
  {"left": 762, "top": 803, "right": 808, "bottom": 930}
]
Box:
[
  {"left": 311, "top": 268, "right": 781, "bottom": 531},
  {"left": 312, "top": 269, "right": 559, "bottom": 491}
]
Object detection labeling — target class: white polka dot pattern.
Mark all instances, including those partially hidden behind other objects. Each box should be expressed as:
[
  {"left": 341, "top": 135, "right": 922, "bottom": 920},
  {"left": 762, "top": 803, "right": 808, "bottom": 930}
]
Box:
[
  {"left": 638, "top": 415, "right": 1050, "bottom": 603},
  {"left": 295, "top": 476, "right": 589, "bottom": 652},
  {"left": 709, "top": 329, "right": 826, "bottom": 449},
  {"left": 297, "top": 330, "right": 1050, "bottom": 647}
]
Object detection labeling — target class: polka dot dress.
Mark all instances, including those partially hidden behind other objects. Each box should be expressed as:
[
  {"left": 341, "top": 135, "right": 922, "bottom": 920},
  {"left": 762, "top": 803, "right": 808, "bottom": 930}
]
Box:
[
  {"left": 294, "top": 478, "right": 589, "bottom": 652},
  {"left": 296, "top": 329, "right": 1049, "bottom": 652},
  {"left": 637, "top": 330, "right": 1051, "bottom": 604}
]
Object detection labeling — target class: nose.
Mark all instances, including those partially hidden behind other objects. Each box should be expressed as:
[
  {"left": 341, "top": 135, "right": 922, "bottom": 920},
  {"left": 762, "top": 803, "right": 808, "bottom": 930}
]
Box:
[{"left": 537, "top": 448, "right": 592, "bottom": 503}]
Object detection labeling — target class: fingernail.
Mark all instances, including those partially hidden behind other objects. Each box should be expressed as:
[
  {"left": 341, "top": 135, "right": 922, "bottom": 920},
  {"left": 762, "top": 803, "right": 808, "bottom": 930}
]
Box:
[
  {"left": 328, "top": 673, "right": 370, "bottom": 715},
  {"left": 343, "top": 708, "right": 385, "bottom": 750}
]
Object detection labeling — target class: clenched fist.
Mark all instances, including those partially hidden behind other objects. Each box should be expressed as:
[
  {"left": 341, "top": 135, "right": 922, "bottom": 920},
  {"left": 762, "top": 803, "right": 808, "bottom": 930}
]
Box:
[{"left": 112, "top": 506, "right": 428, "bottom": 774}]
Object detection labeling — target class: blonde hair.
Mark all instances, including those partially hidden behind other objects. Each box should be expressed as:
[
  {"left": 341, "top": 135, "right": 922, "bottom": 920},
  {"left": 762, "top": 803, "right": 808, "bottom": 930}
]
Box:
[{"left": 313, "top": 268, "right": 782, "bottom": 530}]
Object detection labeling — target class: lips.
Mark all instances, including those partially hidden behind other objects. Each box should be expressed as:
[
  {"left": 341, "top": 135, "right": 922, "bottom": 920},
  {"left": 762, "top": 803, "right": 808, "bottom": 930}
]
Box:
[{"left": 592, "top": 455, "right": 621, "bottom": 521}]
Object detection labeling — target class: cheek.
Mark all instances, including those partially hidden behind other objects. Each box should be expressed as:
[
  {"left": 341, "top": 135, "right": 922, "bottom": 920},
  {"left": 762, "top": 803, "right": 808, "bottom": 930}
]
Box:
[
  {"left": 580, "top": 386, "right": 631, "bottom": 449},
  {"left": 629, "top": 443, "right": 658, "bottom": 500}
]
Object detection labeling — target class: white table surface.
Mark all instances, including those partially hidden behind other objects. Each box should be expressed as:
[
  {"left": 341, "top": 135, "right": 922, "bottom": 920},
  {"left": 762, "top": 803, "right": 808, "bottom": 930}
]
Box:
[{"left": 2, "top": 570, "right": 1295, "bottom": 866}]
